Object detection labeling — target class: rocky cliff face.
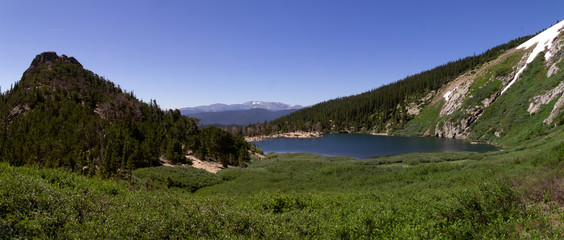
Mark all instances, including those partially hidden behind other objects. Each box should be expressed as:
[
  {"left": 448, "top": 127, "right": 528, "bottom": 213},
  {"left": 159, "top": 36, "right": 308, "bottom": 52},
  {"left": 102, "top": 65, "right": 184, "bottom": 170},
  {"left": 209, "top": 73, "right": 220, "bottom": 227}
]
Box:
[{"left": 528, "top": 81, "right": 564, "bottom": 114}]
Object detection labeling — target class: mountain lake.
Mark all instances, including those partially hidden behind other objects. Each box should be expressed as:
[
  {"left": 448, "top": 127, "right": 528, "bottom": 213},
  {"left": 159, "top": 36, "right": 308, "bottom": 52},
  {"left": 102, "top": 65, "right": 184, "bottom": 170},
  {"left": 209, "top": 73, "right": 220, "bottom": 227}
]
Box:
[{"left": 252, "top": 134, "right": 498, "bottom": 159}]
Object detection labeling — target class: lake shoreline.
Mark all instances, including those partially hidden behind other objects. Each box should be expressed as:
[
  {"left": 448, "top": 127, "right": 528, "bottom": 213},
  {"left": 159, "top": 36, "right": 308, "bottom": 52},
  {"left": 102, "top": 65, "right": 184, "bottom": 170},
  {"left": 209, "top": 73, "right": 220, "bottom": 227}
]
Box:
[
  {"left": 251, "top": 133, "right": 499, "bottom": 159},
  {"left": 246, "top": 131, "right": 495, "bottom": 147},
  {"left": 245, "top": 131, "right": 323, "bottom": 142}
]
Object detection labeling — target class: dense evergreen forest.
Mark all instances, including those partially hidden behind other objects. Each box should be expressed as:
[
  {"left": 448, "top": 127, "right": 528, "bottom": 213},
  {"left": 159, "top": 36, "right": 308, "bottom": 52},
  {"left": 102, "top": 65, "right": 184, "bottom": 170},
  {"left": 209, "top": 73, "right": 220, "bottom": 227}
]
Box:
[
  {"left": 0, "top": 52, "right": 250, "bottom": 177},
  {"left": 240, "top": 35, "right": 533, "bottom": 136}
]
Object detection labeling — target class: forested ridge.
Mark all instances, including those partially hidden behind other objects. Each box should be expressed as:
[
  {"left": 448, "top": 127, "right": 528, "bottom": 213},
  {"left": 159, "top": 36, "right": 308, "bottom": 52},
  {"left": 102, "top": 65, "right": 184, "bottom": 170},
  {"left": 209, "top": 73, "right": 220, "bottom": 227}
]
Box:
[
  {"left": 242, "top": 35, "right": 533, "bottom": 136},
  {"left": 0, "top": 52, "right": 250, "bottom": 177}
]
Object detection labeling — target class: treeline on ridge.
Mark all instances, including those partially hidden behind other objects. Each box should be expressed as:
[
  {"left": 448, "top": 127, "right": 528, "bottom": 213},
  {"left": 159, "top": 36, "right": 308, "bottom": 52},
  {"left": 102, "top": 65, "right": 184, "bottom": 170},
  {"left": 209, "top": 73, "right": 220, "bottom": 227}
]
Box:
[
  {"left": 0, "top": 52, "right": 250, "bottom": 177},
  {"left": 239, "top": 35, "right": 533, "bottom": 136}
]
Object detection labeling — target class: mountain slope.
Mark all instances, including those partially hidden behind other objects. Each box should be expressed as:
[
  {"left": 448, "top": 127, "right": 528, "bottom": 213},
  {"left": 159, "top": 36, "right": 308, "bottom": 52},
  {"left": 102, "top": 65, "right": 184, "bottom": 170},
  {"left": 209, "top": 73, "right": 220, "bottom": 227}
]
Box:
[
  {"left": 401, "top": 20, "right": 564, "bottom": 147},
  {"left": 249, "top": 21, "right": 564, "bottom": 149},
  {"left": 0, "top": 52, "right": 251, "bottom": 176},
  {"left": 254, "top": 34, "right": 533, "bottom": 135}
]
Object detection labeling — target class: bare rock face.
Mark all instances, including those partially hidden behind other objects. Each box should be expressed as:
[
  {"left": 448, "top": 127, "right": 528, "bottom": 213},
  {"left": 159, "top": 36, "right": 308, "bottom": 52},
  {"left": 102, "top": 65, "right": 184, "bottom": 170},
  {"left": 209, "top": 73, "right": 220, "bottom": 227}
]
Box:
[
  {"left": 435, "top": 76, "right": 478, "bottom": 139},
  {"left": 30, "top": 52, "right": 59, "bottom": 67},
  {"left": 528, "top": 81, "right": 564, "bottom": 114},
  {"left": 435, "top": 120, "right": 463, "bottom": 139},
  {"left": 548, "top": 64, "right": 561, "bottom": 78},
  {"left": 481, "top": 91, "right": 501, "bottom": 108},
  {"left": 434, "top": 107, "right": 482, "bottom": 139},
  {"left": 8, "top": 105, "right": 30, "bottom": 119},
  {"left": 406, "top": 91, "right": 435, "bottom": 116},
  {"left": 439, "top": 80, "right": 472, "bottom": 117},
  {"left": 435, "top": 75, "right": 489, "bottom": 139},
  {"left": 546, "top": 35, "right": 564, "bottom": 78},
  {"left": 406, "top": 102, "right": 421, "bottom": 116},
  {"left": 544, "top": 94, "right": 564, "bottom": 125}
]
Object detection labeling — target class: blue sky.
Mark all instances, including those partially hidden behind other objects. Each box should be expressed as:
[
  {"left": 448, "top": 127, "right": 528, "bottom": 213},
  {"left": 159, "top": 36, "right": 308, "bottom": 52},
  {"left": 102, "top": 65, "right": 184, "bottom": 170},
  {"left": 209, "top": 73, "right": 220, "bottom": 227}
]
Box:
[{"left": 1, "top": 0, "right": 563, "bottom": 109}]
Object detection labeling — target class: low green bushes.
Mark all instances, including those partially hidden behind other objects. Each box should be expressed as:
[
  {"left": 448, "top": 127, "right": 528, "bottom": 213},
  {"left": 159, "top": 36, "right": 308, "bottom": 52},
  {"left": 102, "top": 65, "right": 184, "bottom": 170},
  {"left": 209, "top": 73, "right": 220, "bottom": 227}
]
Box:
[
  {"left": 132, "top": 166, "right": 222, "bottom": 192},
  {"left": 1, "top": 143, "right": 563, "bottom": 239}
]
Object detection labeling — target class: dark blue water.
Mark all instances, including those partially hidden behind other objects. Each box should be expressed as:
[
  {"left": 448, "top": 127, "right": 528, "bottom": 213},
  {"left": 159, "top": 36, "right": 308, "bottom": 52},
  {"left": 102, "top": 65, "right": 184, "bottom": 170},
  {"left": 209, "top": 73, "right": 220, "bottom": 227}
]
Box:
[{"left": 252, "top": 134, "right": 498, "bottom": 159}]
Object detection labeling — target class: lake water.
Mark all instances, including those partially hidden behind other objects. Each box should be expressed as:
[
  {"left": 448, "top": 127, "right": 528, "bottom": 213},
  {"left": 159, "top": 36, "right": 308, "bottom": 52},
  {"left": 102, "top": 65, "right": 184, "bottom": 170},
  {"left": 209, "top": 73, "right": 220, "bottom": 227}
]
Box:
[{"left": 252, "top": 134, "right": 498, "bottom": 159}]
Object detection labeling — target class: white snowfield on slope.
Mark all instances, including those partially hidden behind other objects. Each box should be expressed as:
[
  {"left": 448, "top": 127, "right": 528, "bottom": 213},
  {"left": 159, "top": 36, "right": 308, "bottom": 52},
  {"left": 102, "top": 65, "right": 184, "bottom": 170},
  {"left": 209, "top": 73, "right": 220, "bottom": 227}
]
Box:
[
  {"left": 501, "top": 20, "right": 564, "bottom": 95},
  {"left": 443, "top": 90, "right": 453, "bottom": 101},
  {"left": 443, "top": 20, "right": 564, "bottom": 101}
]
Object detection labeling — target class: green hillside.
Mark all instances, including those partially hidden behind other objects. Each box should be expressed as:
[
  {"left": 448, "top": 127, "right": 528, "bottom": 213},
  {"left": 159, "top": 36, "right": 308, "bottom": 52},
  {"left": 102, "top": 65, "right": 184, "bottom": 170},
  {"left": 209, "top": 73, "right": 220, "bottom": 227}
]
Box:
[
  {"left": 0, "top": 52, "right": 251, "bottom": 177},
  {"left": 402, "top": 23, "right": 564, "bottom": 149},
  {"left": 242, "top": 35, "right": 532, "bottom": 136},
  {"left": 244, "top": 22, "right": 564, "bottom": 154}
]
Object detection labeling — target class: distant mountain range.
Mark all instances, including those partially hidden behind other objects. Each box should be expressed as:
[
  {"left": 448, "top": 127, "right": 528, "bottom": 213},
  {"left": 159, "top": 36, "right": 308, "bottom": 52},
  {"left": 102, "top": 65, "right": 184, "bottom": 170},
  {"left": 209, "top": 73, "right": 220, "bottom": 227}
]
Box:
[
  {"left": 180, "top": 101, "right": 304, "bottom": 126},
  {"left": 187, "top": 108, "right": 299, "bottom": 126},
  {"left": 179, "top": 101, "right": 303, "bottom": 114}
]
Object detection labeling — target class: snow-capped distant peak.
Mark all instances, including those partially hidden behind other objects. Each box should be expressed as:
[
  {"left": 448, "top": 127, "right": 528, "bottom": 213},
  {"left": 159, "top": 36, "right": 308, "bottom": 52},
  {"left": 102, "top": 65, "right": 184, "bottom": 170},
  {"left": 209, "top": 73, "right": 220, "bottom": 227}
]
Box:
[
  {"left": 501, "top": 20, "right": 564, "bottom": 95},
  {"left": 242, "top": 101, "right": 267, "bottom": 106}
]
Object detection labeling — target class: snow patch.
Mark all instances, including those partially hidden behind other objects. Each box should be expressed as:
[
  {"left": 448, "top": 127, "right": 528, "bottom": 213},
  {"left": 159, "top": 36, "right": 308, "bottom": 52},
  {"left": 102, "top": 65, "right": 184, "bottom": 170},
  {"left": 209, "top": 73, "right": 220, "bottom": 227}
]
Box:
[
  {"left": 443, "top": 90, "right": 453, "bottom": 101},
  {"left": 501, "top": 20, "right": 564, "bottom": 95}
]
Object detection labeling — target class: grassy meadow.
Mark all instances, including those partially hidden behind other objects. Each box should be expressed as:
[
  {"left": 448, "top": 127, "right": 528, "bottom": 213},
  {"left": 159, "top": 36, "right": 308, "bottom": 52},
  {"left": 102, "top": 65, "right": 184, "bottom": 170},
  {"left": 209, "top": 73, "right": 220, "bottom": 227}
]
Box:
[{"left": 2, "top": 128, "right": 564, "bottom": 239}]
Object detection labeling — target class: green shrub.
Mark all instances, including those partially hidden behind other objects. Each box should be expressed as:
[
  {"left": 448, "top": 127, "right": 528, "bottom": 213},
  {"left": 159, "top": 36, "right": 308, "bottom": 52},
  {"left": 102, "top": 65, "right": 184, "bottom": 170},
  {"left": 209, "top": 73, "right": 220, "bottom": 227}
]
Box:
[{"left": 132, "top": 166, "right": 221, "bottom": 192}]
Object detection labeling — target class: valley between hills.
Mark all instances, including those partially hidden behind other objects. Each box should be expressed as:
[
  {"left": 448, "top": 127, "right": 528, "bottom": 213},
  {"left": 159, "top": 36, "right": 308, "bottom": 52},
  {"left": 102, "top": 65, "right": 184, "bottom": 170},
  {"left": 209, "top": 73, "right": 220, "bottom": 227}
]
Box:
[{"left": 1, "top": 21, "right": 564, "bottom": 238}]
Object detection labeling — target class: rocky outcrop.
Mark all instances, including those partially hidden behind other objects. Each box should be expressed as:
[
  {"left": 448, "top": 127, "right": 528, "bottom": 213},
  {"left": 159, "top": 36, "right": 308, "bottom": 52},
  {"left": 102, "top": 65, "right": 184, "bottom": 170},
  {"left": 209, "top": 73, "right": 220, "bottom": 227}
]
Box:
[
  {"left": 435, "top": 64, "right": 504, "bottom": 139},
  {"left": 439, "top": 80, "right": 472, "bottom": 117},
  {"left": 24, "top": 52, "right": 83, "bottom": 77},
  {"left": 8, "top": 105, "right": 30, "bottom": 121},
  {"left": 435, "top": 121, "right": 464, "bottom": 139},
  {"left": 434, "top": 48, "right": 522, "bottom": 139},
  {"left": 29, "top": 52, "right": 81, "bottom": 68},
  {"left": 546, "top": 33, "right": 564, "bottom": 78},
  {"left": 407, "top": 91, "right": 435, "bottom": 116},
  {"left": 406, "top": 102, "right": 421, "bottom": 116},
  {"left": 546, "top": 37, "right": 563, "bottom": 78},
  {"left": 544, "top": 94, "right": 564, "bottom": 125},
  {"left": 548, "top": 64, "right": 561, "bottom": 78},
  {"left": 434, "top": 107, "right": 483, "bottom": 139},
  {"left": 528, "top": 81, "right": 564, "bottom": 114}
]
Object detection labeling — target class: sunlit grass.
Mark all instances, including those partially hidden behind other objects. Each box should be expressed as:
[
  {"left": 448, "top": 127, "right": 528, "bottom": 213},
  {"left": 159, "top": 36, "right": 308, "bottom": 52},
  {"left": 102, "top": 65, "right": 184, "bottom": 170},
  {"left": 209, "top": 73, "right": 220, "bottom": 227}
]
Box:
[{"left": 2, "top": 139, "right": 563, "bottom": 238}]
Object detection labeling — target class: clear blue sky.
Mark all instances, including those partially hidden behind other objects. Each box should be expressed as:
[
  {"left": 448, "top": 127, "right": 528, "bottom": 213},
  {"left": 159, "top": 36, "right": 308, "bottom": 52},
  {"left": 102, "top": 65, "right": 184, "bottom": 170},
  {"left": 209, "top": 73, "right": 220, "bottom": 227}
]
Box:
[{"left": 1, "top": 0, "right": 563, "bottom": 109}]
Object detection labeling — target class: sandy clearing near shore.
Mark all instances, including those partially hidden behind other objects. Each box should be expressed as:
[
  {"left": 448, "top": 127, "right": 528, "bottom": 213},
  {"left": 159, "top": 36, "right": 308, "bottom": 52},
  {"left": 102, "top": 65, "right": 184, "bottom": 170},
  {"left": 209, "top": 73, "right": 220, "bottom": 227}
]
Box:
[
  {"left": 160, "top": 155, "right": 229, "bottom": 174},
  {"left": 245, "top": 131, "right": 323, "bottom": 142},
  {"left": 162, "top": 151, "right": 265, "bottom": 174},
  {"left": 188, "top": 155, "right": 228, "bottom": 174}
]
